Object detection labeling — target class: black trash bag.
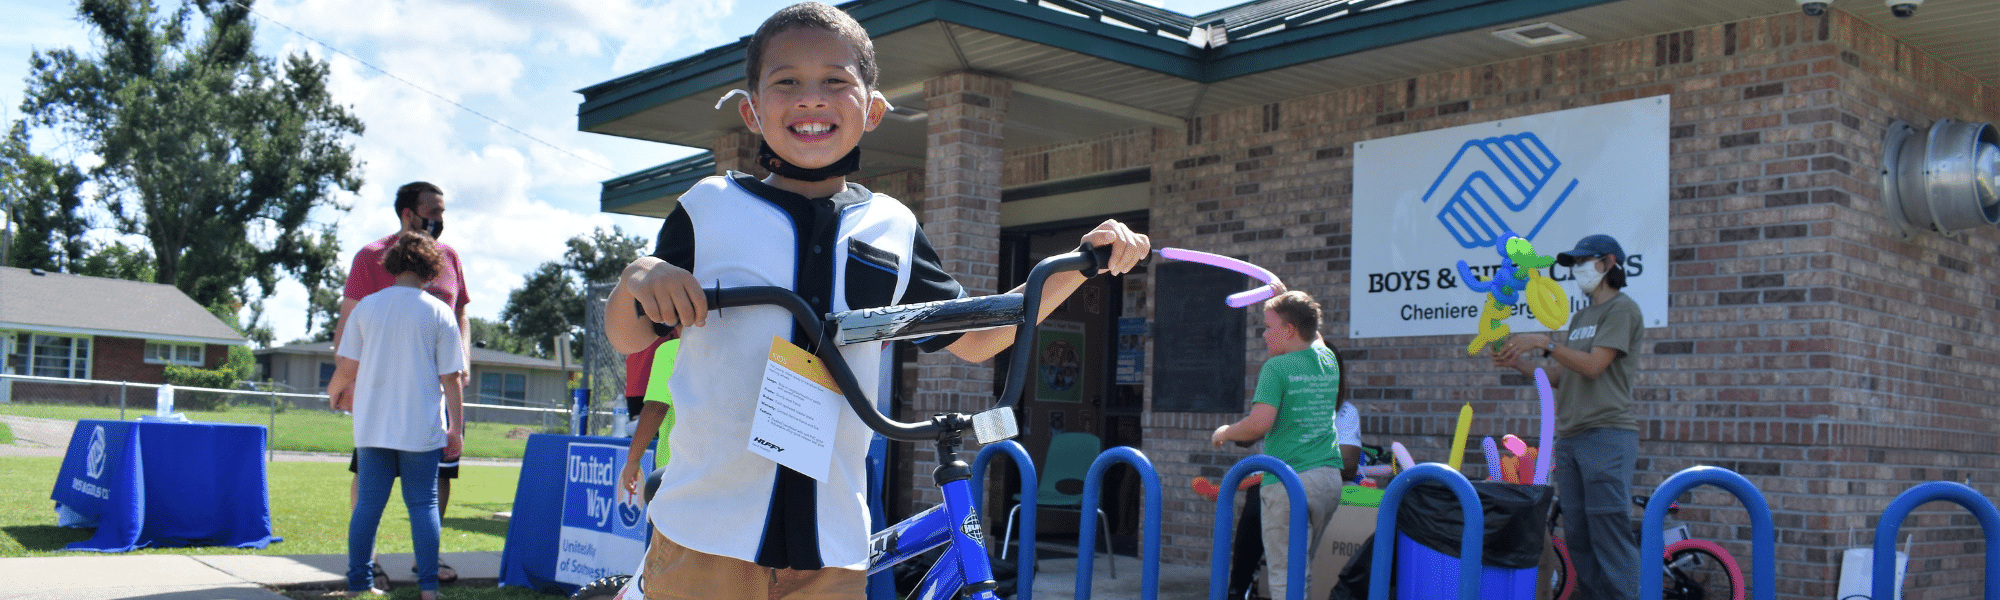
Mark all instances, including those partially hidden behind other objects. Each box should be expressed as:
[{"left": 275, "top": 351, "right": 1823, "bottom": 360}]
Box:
[
  {"left": 1329, "top": 534, "right": 1382, "bottom": 600},
  {"left": 1393, "top": 479, "right": 1553, "bottom": 570}
]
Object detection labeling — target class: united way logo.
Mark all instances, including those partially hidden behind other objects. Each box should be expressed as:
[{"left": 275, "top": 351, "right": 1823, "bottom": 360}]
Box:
[
  {"left": 1422, "top": 133, "right": 1580, "bottom": 248},
  {"left": 86, "top": 425, "right": 107, "bottom": 479}
]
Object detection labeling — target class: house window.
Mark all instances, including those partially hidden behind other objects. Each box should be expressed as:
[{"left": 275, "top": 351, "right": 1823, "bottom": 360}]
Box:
[
  {"left": 480, "top": 372, "right": 527, "bottom": 405},
  {"left": 318, "top": 362, "right": 336, "bottom": 391},
  {"left": 144, "top": 342, "right": 206, "bottom": 367},
  {"left": 8, "top": 333, "right": 92, "bottom": 379}
]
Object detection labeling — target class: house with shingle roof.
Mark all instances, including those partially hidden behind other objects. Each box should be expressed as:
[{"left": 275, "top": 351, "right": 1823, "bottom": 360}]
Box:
[{"left": 0, "top": 266, "right": 246, "bottom": 403}]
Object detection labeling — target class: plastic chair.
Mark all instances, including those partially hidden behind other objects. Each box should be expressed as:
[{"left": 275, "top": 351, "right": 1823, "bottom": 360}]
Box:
[{"left": 1001, "top": 431, "right": 1116, "bottom": 578}]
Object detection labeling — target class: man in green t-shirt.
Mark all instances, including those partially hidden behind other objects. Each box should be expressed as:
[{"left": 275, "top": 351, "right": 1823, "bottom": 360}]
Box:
[
  {"left": 1212, "top": 290, "right": 1345, "bottom": 600},
  {"left": 1493, "top": 234, "right": 1644, "bottom": 600},
  {"left": 620, "top": 331, "right": 679, "bottom": 502}
]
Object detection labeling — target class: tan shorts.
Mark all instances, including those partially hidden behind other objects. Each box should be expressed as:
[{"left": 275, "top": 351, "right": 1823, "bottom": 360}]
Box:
[{"left": 640, "top": 531, "right": 866, "bottom": 600}]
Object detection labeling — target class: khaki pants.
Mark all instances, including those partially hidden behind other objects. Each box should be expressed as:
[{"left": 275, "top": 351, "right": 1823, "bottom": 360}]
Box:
[
  {"left": 1260, "top": 466, "right": 1344, "bottom": 600},
  {"left": 641, "top": 531, "right": 866, "bottom": 600}
]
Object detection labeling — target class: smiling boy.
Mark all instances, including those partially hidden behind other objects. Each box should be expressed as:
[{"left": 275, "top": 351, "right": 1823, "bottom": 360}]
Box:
[{"left": 601, "top": 4, "right": 1149, "bottom": 600}]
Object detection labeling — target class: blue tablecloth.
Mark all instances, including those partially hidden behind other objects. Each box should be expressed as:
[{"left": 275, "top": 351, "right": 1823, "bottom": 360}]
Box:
[
  {"left": 50, "top": 419, "right": 281, "bottom": 552},
  {"left": 499, "top": 433, "right": 652, "bottom": 595}
]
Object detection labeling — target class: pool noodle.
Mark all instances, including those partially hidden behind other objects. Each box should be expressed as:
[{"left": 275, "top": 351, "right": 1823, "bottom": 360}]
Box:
[
  {"left": 1159, "top": 247, "right": 1280, "bottom": 307},
  {"left": 1447, "top": 403, "right": 1472, "bottom": 471},
  {"left": 1534, "top": 368, "right": 1556, "bottom": 485},
  {"left": 1481, "top": 436, "right": 1502, "bottom": 481}
]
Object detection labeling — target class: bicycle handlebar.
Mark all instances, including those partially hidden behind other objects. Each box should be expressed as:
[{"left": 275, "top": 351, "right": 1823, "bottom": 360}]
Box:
[
  {"left": 700, "top": 245, "right": 1110, "bottom": 442},
  {"left": 697, "top": 245, "right": 1272, "bottom": 444}
]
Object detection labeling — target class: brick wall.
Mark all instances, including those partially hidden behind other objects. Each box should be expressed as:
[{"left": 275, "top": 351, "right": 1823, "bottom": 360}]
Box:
[
  {"left": 91, "top": 337, "right": 167, "bottom": 384},
  {"left": 911, "top": 72, "right": 1012, "bottom": 507},
  {"left": 1126, "top": 10, "right": 1998, "bottom": 600}
]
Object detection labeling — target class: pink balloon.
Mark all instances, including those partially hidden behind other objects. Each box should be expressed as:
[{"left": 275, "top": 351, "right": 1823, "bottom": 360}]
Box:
[
  {"left": 1160, "top": 247, "right": 1280, "bottom": 307},
  {"left": 1501, "top": 434, "right": 1528, "bottom": 457},
  {"left": 1390, "top": 441, "right": 1416, "bottom": 470},
  {"left": 1534, "top": 368, "right": 1556, "bottom": 485}
]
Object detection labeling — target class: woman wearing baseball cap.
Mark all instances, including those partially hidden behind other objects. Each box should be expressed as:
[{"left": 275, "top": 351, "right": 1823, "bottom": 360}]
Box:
[{"left": 1492, "top": 233, "right": 1644, "bottom": 600}]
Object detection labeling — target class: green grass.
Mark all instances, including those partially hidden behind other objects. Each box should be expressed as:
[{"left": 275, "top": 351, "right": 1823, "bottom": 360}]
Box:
[
  {"left": 0, "top": 404, "right": 542, "bottom": 459},
  {"left": 0, "top": 457, "right": 521, "bottom": 558},
  {"left": 0, "top": 422, "right": 13, "bottom": 445}
]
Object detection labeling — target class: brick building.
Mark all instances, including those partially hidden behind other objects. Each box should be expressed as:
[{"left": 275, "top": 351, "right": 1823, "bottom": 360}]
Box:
[{"left": 577, "top": 1, "right": 2000, "bottom": 598}]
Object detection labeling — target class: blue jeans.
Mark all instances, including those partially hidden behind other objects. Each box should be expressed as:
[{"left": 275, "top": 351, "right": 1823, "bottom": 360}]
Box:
[{"left": 349, "top": 446, "right": 443, "bottom": 592}]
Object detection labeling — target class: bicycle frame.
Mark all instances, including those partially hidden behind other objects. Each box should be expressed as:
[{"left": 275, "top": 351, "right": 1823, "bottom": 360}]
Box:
[{"left": 583, "top": 246, "right": 1272, "bottom": 600}]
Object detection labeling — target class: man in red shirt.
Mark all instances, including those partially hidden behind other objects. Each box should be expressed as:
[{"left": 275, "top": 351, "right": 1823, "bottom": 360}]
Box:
[{"left": 333, "top": 181, "right": 471, "bottom": 585}]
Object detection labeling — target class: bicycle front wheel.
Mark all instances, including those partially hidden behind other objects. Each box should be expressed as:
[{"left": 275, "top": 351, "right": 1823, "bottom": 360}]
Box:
[
  {"left": 1663, "top": 539, "right": 1744, "bottom": 600},
  {"left": 1544, "top": 535, "right": 1574, "bottom": 600}
]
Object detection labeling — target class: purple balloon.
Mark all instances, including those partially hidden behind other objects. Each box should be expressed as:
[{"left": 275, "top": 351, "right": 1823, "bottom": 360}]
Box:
[
  {"left": 1160, "top": 247, "right": 1280, "bottom": 307},
  {"left": 1534, "top": 368, "right": 1556, "bottom": 485},
  {"left": 1482, "top": 436, "right": 1503, "bottom": 481}
]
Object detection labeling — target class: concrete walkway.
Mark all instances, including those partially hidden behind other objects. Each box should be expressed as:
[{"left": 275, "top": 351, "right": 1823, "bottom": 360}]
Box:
[{"left": 0, "top": 551, "right": 502, "bottom": 599}]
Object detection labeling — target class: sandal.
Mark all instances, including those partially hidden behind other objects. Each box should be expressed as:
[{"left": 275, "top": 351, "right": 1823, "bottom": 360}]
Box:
[
  {"left": 369, "top": 563, "right": 395, "bottom": 591},
  {"left": 414, "top": 562, "right": 459, "bottom": 584}
]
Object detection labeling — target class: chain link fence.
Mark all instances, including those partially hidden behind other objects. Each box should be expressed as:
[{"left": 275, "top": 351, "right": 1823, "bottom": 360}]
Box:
[
  {"left": 0, "top": 372, "right": 625, "bottom": 458},
  {"left": 577, "top": 280, "right": 628, "bottom": 438}
]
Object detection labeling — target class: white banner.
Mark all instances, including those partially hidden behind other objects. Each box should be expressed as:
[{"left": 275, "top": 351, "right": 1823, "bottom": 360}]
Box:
[
  {"left": 1349, "top": 95, "right": 1670, "bottom": 340},
  {"left": 557, "top": 442, "right": 651, "bottom": 586}
]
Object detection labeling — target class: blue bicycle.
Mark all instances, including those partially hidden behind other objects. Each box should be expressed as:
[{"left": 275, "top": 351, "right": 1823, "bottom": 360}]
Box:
[{"left": 572, "top": 246, "right": 1275, "bottom": 600}]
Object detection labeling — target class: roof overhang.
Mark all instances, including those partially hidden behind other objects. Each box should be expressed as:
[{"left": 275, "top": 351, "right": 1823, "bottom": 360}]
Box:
[{"left": 584, "top": 0, "right": 2000, "bottom": 217}]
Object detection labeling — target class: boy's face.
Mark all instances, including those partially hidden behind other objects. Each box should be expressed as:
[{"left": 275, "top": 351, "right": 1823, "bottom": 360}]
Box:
[{"left": 741, "top": 27, "right": 885, "bottom": 170}]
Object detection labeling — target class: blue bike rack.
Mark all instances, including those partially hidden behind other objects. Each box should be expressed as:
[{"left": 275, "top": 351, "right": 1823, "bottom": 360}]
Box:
[
  {"left": 1368, "top": 463, "right": 1484, "bottom": 600},
  {"left": 1874, "top": 481, "right": 2000, "bottom": 600},
  {"left": 1209, "top": 455, "right": 1311, "bottom": 600},
  {"left": 971, "top": 440, "right": 1038, "bottom": 600},
  {"left": 1641, "top": 466, "right": 1774, "bottom": 600},
  {"left": 1077, "top": 447, "right": 1163, "bottom": 600}
]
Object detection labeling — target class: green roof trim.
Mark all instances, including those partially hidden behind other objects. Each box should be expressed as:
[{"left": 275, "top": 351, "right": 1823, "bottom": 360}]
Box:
[
  {"left": 602, "top": 153, "right": 717, "bottom": 214},
  {"left": 1202, "top": 0, "right": 1621, "bottom": 80}
]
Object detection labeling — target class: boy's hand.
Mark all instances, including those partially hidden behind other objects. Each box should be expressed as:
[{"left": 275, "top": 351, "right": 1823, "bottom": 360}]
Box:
[
  {"left": 619, "top": 461, "right": 643, "bottom": 502},
  {"left": 1080, "top": 219, "right": 1151, "bottom": 276},
  {"left": 624, "top": 256, "right": 708, "bottom": 328}
]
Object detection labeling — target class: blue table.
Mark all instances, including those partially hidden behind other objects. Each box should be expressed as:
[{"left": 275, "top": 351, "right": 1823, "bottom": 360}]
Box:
[
  {"left": 500, "top": 433, "right": 652, "bottom": 595},
  {"left": 50, "top": 419, "right": 281, "bottom": 552}
]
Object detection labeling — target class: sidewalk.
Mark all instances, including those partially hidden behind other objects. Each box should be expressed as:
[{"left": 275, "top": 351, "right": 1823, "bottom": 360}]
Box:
[
  {"left": 0, "top": 551, "right": 502, "bottom": 600},
  {"left": 0, "top": 551, "right": 1218, "bottom": 600}
]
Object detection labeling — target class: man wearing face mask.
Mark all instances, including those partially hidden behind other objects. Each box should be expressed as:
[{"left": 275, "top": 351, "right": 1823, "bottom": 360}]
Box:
[
  {"left": 334, "top": 181, "right": 472, "bottom": 587},
  {"left": 1491, "top": 234, "right": 1641, "bottom": 600}
]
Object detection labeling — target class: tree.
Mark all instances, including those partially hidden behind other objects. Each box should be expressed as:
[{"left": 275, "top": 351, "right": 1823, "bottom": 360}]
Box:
[
  {"left": 500, "top": 227, "right": 651, "bottom": 360},
  {"left": 2, "top": 123, "right": 89, "bottom": 272},
  {"left": 564, "top": 225, "right": 650, "bottom": 286},
  {"left": 467, "top": 317, "right": 531, "bottom": 356},
  {"left": 75, "top": 241, "right": 155, "bottom": 282},
  {"left": 502, "top": 262, "right": 583, "bottom": 359},
  {"left": 21, "top": 0, "right": 363, "bottom": 310},
  {"left": 301, "top": 265, "right": 345, "bottom": 342}
]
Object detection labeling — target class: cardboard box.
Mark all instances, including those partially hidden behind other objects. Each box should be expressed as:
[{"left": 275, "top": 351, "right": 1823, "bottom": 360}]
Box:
[{"left": 1308, "top": 490, "right": 1382, "bottom": 600}]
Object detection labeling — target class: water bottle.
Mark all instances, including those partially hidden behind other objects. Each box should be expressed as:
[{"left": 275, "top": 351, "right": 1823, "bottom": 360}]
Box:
[
  {"left": 156, "top": 384, "right": 175, "bottom": 417},
  {"left": 570, "top": 388, "right": 590, "bottom": 436},
  {"left": 611, "top": 404, "right": 630, "bottom": 438}
]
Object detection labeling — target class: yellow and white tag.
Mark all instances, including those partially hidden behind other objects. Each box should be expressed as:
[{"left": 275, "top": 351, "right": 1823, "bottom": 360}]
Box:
[{"left": 749, "top": 337, "right": 841, "bottom": 481}]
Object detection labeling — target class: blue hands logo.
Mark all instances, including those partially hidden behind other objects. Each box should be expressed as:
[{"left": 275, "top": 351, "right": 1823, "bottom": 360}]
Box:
[{"left": 1422, "top": 133, "right": 1579, "bottom": 248}]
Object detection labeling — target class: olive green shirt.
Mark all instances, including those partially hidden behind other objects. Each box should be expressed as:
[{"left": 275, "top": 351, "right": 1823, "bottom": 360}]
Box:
[{"left": 1555, "top": 292, "right": 1642, "bottom": 438}]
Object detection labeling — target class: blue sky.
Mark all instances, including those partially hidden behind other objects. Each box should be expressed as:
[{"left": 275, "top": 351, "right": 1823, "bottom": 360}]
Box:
[{"left": 0, "top": 0, "right": 1242, "bottom": 347}]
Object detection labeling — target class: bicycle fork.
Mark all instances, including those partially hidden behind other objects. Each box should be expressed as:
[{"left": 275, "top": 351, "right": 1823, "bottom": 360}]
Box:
[{"left": 865, "top": 433, "right": 1001, "bottom": 600}]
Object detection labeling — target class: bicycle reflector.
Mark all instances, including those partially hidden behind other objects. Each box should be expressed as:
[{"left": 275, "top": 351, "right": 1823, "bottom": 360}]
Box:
[{"left": 971, "top": 407, "right": 1020, "bottom": 445}]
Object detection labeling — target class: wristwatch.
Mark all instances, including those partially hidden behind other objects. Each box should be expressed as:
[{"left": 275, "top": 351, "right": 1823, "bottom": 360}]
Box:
[{"left": 1543, "top": 341, "right": 1557, "bottom": 357}]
